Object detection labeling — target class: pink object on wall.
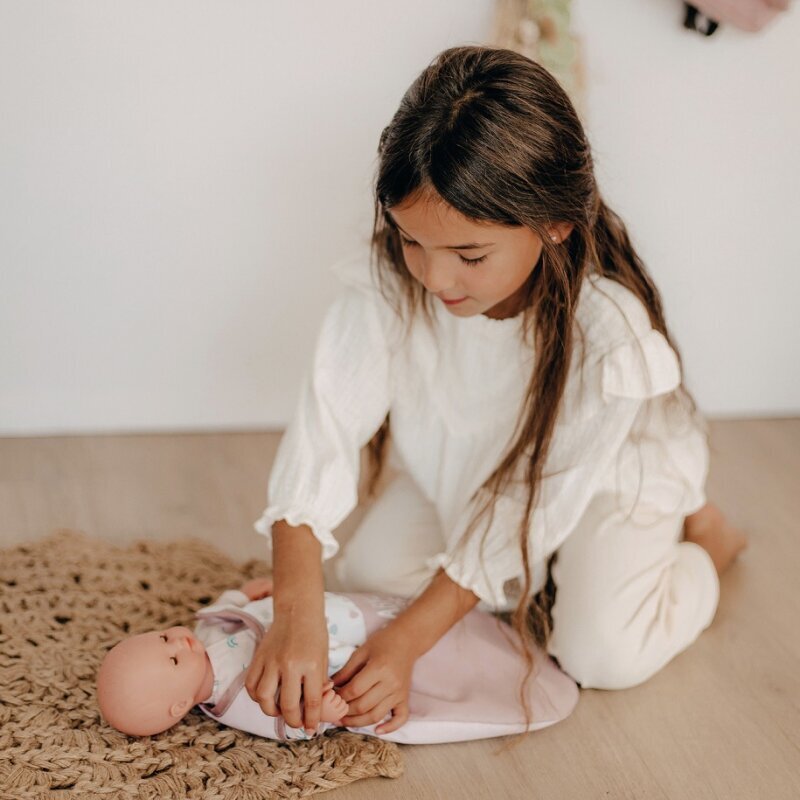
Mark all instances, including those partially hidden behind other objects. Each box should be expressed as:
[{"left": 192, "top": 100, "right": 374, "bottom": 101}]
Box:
[{"left": 685, "top": 0, "right": 791, "bottom": 33}]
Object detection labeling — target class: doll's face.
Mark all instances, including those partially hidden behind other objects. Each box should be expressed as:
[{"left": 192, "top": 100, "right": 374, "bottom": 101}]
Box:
[
  {"left": 97, "top": 625, "right": 213, "bottom": 736},
  {"left": 131, "top": 625, "right": 209, "bottom": 693}
]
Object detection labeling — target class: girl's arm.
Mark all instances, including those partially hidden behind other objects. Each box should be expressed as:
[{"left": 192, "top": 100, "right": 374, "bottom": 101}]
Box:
[
  {"left": 244, "top": 519, "right": 329, "bottom": 736},
  {"left": 271, "top": 519, "right": 325, "bottom": 616},
  {"left": 386, "top": 567, "right": 479, "bottom": 655},
  {"left": 332, "top": 568, "right": 479, "bottom": 734}
]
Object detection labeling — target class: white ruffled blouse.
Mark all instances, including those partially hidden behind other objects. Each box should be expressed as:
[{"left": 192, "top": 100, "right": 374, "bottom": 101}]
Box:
[{"left": 254, "top": 253, "right": 708, "bottom": 610}]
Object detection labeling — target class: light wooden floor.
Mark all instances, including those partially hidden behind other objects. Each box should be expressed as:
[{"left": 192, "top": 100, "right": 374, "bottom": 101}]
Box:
[{"left": 1, "top": 419, "right": 798, "bottom": 799}]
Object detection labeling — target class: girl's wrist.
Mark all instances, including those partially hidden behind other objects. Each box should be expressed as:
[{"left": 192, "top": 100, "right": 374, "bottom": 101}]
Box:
[
  {"left": 273, "top": 588, "right": 324, "bottom": 619},
  {"left": 385, "top": 569, "right": 480, "bottom": 658},
  {"left": 271, "top": 574, "right": 325, "bottom": 618},
  {"left": 383, "top": 606, "right": 448, "bottom": 659},
  {"left": 270, "top": 519, "right": 325, "bottom": 617}
]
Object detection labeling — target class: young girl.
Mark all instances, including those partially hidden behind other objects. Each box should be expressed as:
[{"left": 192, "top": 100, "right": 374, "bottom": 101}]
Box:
[{"left": 244, "top": 45, "right": 747, "bottom": 739}]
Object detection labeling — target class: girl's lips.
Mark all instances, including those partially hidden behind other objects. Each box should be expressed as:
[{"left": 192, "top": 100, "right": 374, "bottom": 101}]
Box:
[{"left": 439, "top": 296, "right": 467, "bottom": 305}]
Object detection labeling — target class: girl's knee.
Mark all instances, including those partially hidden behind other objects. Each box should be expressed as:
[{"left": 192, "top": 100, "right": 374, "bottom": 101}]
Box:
[
  {"left": 552, "top": 642, "right": 656, "bottom": 690},
  {"left": 549, "top": 616, "right": 660, "bottom": 690}
]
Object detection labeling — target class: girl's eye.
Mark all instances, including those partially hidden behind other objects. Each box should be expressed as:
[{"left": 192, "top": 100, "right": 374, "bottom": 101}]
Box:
[{"left": 399, "top": 236, "right": 486, "bottom": 268}]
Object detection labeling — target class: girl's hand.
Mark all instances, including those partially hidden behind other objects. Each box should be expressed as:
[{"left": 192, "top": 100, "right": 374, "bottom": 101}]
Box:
[
  {"left": 240, "top": 576, "right": 274, "bottom": 601},
  {"left": 331, "top": 624, "right": 416, "bottom": 734},
  {"left": 244, "top": 608, "right": 329, "bottom": 735}
]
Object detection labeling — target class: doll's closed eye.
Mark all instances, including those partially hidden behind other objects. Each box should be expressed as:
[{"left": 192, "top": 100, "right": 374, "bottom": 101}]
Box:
[{"left": 160, "top": 633, "right": 178, "bottom": 665}]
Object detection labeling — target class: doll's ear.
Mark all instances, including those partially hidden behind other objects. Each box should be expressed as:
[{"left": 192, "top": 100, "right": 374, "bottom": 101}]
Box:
[{"left": 169, "top": 698, "right": 193, "bottom": 720}]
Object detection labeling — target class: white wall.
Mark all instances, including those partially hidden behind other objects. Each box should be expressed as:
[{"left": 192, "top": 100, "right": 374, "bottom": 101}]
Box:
[
  {"left": 0, "top": 0, "right": 797, "bottom": 436},
  {"left": 574, "top": 0, "right": 800, "bottom": 417}
]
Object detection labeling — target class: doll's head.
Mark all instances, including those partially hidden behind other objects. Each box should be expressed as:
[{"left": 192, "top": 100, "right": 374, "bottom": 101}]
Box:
[{"left": 96, "top": 625, "right": 214, "bottom": 736}]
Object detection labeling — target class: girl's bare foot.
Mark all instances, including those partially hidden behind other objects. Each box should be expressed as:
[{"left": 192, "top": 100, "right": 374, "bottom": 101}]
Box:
[{"left": 683, "top": 502, "right": 748, "bottom": 575}]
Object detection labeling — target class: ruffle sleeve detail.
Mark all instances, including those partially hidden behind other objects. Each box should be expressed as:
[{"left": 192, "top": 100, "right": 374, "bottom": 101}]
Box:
[
  {"left": 425, "top": 549, "right": 527, "bottom": 612},
  {"left": 601, "top": 329, "right": 681, "bottom": 400},
  {"left": 253, "top": 280, "right": 392, "bottom": 562},
  {"left": 424, "top": 492, "right": 538, "bottom": 611},
  {"left": 253, "top": 508, "right": 340, "bottom": 560}
]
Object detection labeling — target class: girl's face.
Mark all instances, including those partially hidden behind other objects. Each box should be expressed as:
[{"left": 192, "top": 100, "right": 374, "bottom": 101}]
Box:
[{"left": 387, "top": 191, "right": 571, "bottom": 320}]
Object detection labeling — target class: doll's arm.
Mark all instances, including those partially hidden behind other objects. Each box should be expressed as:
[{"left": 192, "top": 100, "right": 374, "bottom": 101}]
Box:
[
  {"left": 199, "top": 578, "right": 273, "bottom": 614},
  {"left": 239, "top": 577, "right": 274, "bottom": 601},
  {"left": 193, "top": 586, "right": 258, "bottom": 641}
]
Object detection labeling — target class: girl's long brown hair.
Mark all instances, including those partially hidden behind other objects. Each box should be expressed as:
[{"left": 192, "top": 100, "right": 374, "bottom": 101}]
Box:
[{"left": 361, "top": 45, "right": 702, "bottom": 745}]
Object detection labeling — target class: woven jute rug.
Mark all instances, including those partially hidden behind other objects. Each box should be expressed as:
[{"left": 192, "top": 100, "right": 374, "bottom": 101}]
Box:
[{"left": 0, "top": 529, "right": 403, "bottom": 799}]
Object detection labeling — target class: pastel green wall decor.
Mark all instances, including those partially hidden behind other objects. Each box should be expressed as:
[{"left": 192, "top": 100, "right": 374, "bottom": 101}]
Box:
[{"left": 492, "top": 0, "right": 586, "bottom": 121}]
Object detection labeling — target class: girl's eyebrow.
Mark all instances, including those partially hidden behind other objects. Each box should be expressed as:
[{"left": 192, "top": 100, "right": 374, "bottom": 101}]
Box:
[{"left": 386, "top": 212, "right": 494, "bottom": 250}]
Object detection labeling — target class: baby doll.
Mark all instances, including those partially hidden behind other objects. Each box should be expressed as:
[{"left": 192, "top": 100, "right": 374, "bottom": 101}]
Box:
[
  {"left": 97, "top": 578, "right": 580, "bottom": 744},
  {"left": 96, "top": 577, "right": 349, "bottom": 737}
]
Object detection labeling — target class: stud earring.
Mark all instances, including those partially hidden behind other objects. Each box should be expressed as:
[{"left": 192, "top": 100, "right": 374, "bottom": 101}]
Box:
[{"left": 550, "top": 234, "right": 559, "bottom": 243}]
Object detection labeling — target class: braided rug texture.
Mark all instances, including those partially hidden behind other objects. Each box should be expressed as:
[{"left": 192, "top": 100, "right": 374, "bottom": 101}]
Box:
[{"left": 0, "top": 529, "right": 403, "bottom": 799}]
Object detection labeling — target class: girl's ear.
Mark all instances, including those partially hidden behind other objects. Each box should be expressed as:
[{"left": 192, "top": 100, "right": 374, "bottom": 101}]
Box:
[{"left": 549, "top": 222, "right": 574, "bottom": 243}]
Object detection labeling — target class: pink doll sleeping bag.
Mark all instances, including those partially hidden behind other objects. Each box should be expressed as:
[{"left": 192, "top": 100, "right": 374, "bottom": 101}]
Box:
[{"left": 192, "top": 589, "right": 579, "bottom": 744}]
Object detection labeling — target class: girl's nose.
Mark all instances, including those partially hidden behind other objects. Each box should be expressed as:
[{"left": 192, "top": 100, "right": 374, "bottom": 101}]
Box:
[{"left": 420, "top": 256, "right": 458, "bottom": 294}]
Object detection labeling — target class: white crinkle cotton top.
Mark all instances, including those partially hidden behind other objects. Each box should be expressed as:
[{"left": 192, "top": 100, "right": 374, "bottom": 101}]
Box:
[{"left": 254, "top": 253, "right": 709, "bottom": 611}]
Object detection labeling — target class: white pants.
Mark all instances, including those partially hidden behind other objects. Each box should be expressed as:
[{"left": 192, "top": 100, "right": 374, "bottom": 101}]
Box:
[{"left": 328, "top": 470, "right": 720, "bottom": 690}]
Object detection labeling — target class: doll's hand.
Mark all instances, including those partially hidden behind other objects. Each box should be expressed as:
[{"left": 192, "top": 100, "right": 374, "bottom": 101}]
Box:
[
  {"left": 331, "top": 624, "right": 415, "bottom": 735},
  {"left": 240, "top": 577, "right": 274, "bottom": 601},
  {"left": 319, "top": 681, "right": 349, "bottom": 724}
]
